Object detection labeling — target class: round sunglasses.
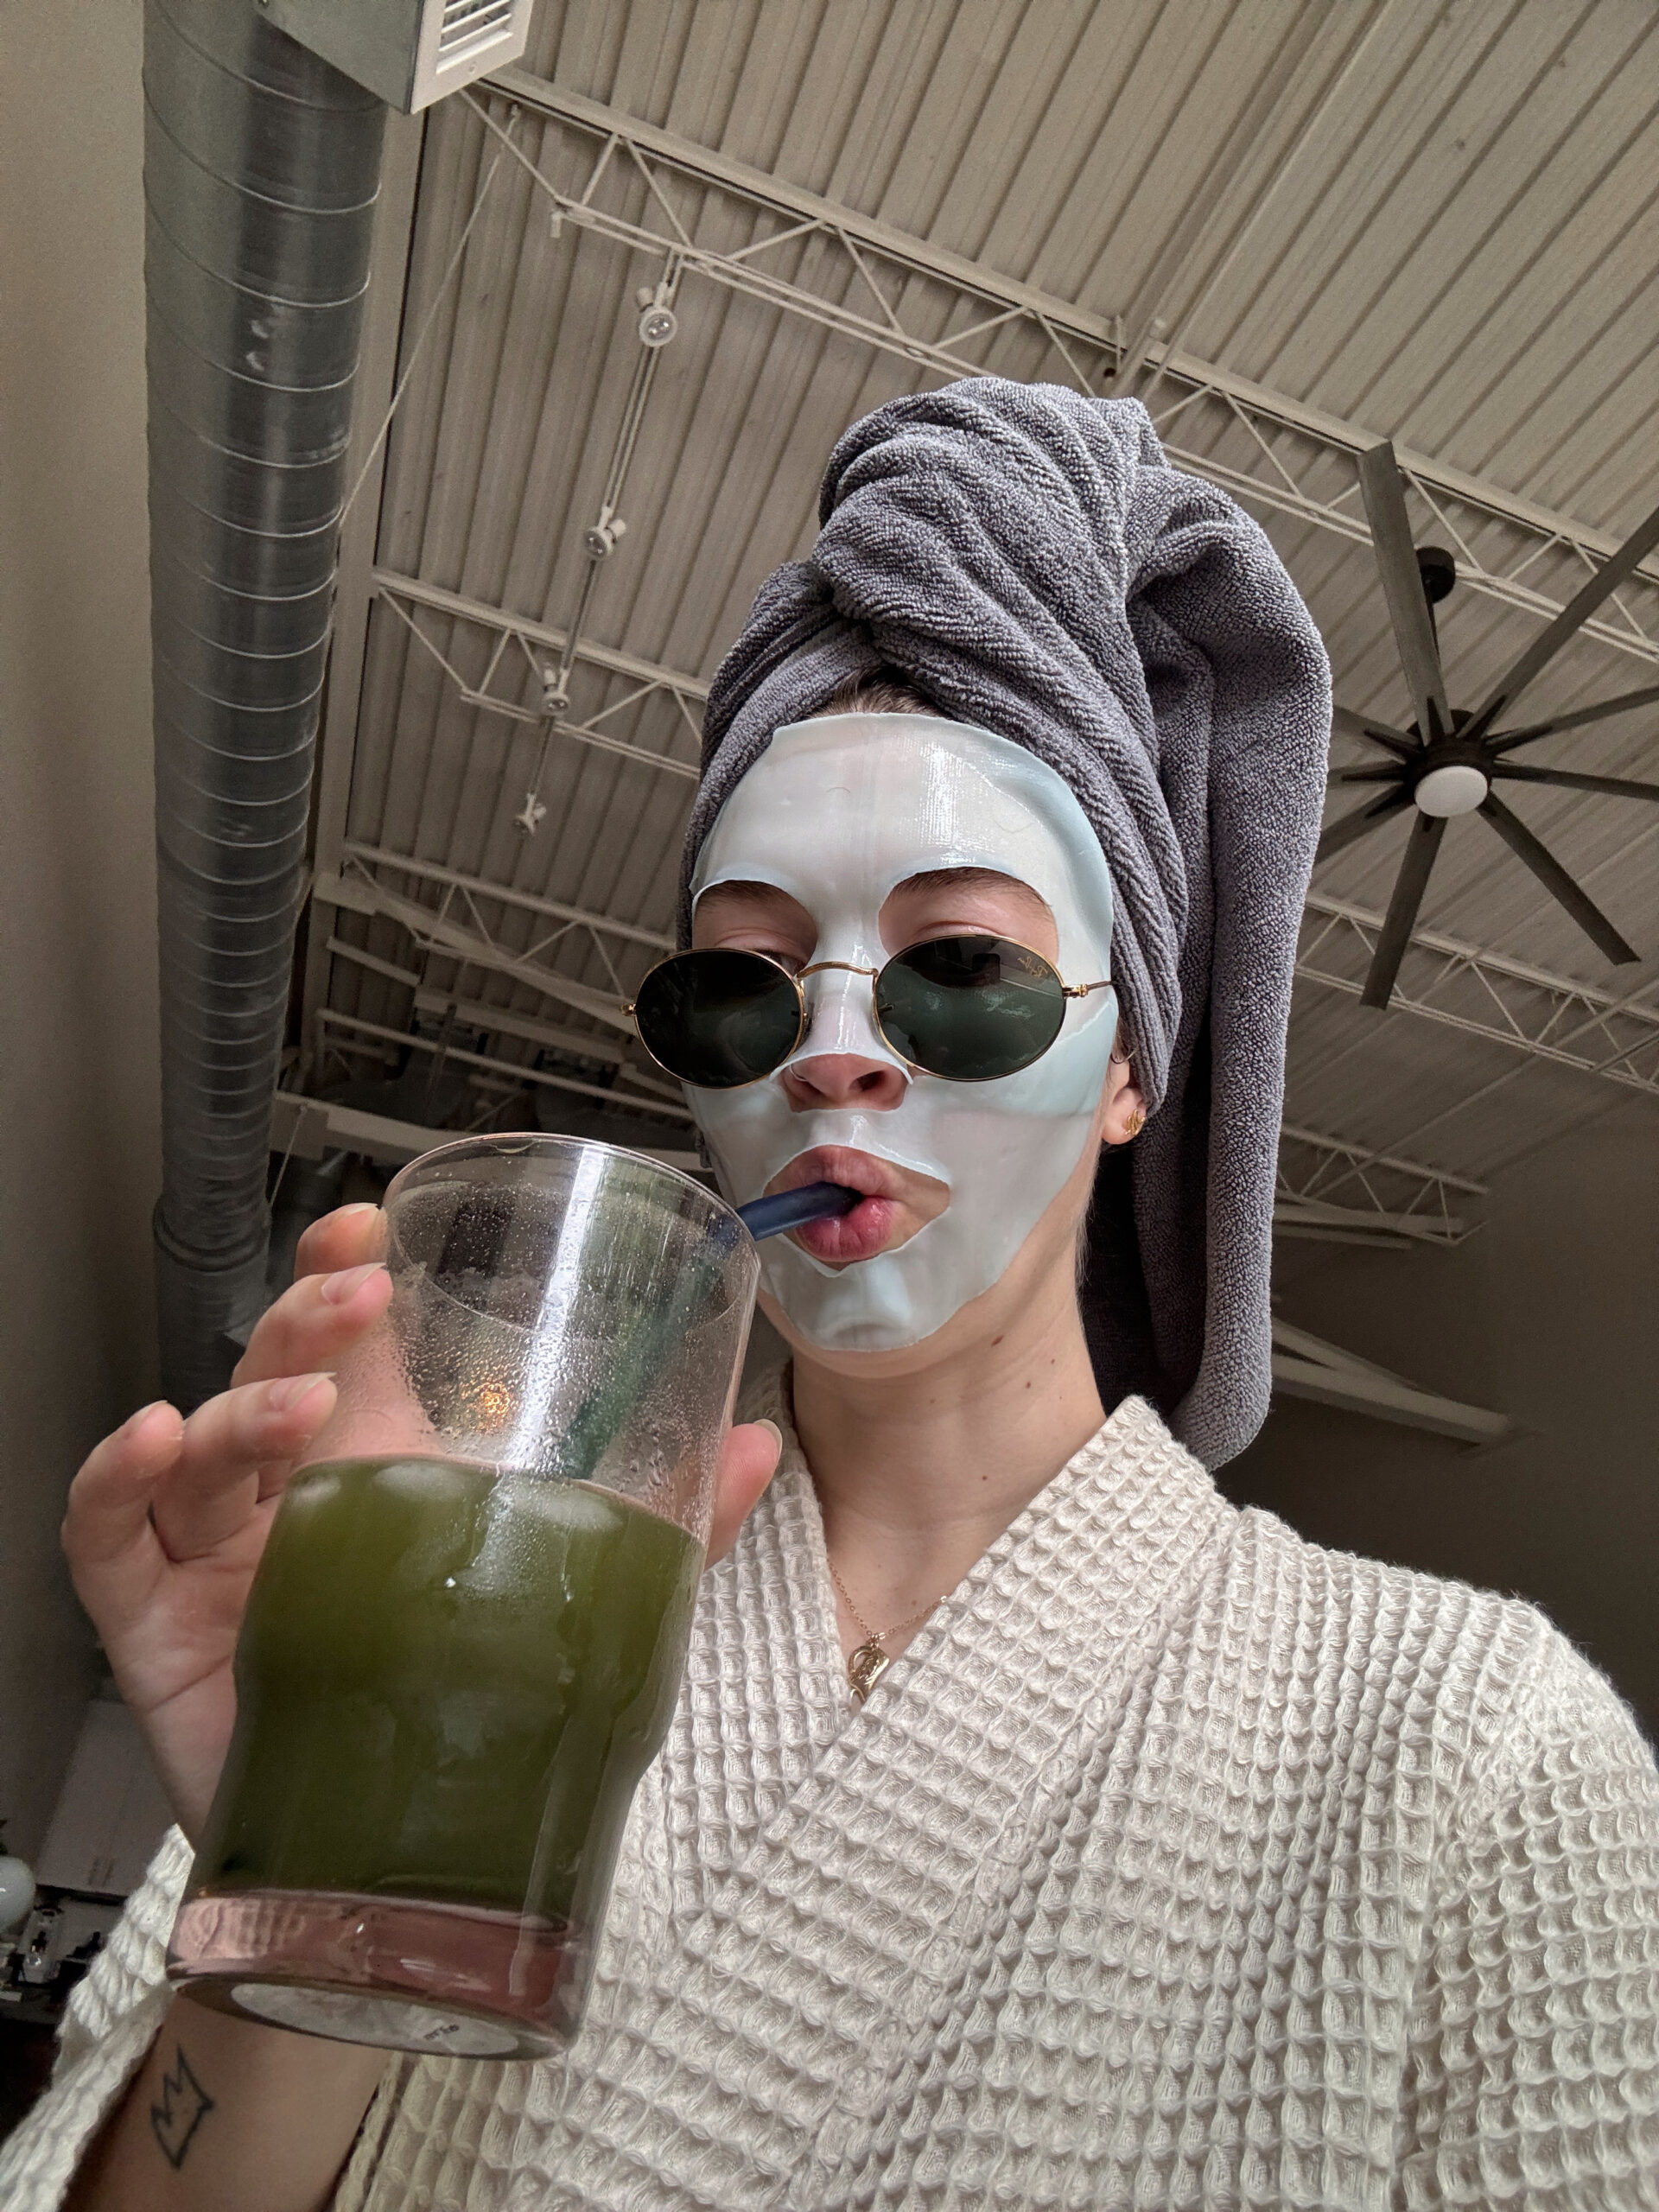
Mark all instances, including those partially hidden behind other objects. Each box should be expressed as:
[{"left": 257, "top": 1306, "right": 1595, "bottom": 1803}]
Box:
[{"left": 626, "top": 935, "right": 1112, "bottom": 1090}]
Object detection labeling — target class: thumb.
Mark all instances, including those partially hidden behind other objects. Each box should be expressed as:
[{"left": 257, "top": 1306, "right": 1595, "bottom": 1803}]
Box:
[{"left": 707, "top": 1419, "right": 782, "bottom": 1565}]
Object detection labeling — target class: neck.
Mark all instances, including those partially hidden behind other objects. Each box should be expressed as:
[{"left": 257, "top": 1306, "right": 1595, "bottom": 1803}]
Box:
[{"left": 787, "top": 1256, "right": 1107, "bottom": 1630}]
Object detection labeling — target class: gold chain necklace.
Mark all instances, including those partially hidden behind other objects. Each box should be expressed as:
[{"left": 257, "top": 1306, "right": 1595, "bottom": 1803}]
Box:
[{"left": 826, "top": 1552, "right": 942, "bottom": 1704}]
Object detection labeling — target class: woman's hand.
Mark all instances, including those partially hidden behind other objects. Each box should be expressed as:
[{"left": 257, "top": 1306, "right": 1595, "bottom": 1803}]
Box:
[
  {"left": 62, "top": 1206, "right": 393, "bottom": 1837},
  {"left": 62, "top": 1204, "right": 783, "bottom": 1840}
]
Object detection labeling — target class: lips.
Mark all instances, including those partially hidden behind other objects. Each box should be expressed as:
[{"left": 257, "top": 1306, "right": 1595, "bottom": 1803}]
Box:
[{"left": 763, "top": 1146, "right": 948, "bottom": 1266}]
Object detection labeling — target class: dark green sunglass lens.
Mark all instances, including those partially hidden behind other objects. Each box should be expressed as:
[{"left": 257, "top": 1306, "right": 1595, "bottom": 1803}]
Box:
[
  {"left": 876, "top": 936, "right": 1065, "bottom": 1080},
  {"left": 633, "top": 950, "right": 802, "bottom": 1088}
]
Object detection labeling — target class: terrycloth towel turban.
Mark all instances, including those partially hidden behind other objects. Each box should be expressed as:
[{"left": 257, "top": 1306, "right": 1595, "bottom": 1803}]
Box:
[{"left": 681, "top": 378, "right": 1332, "bottom": 1468}]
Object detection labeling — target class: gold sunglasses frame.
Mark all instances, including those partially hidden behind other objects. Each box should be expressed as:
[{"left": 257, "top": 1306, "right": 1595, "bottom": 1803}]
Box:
[{"left": 625, "top": 936, "right": 1113, "bottom": 1091}]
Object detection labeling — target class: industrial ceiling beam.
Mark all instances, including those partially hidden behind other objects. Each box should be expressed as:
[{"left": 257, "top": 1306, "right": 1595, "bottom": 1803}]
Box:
[
  {"left": 324, "top": 928, "right": 682, "bottom": 1108},
  {"left": 376, "top": 570, "right": 711, "bottom": 702},
  {"left": 339, "top": 843, "right": 675, "bottom": 952},
  {"left": 1269, "top": 1319, "right": 1510, "bottom": 1446},
  {"left": 1275, "top": 1122, "right": 1485, "bottom": 1246},
  {"left": 317, "top": 859, "right": 647, "bottom": 1038},
  {"left": 316, "top": 1007, "right": 694, "bottom": 1122},
  {"left": 322, "top": 929, "right": 634, "bottom": 1067},
  {"left": 272, "top": 1089, "right": 699, "bottom": 1170},
  {"left": 1271, "top": 1198, "right": 1472, "bottom": 1249},
  {"left": 1298, "top": 893, "right": 1659, "bottom": 1093},
  {"left": 479, "top": 71, "right": 1658, "bottom": 666},
  {"left": 372, "top": 569, "right": 702, "bottom": 778}
]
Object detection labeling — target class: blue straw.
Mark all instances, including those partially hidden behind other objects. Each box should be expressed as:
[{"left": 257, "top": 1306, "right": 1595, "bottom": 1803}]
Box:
[
  {"left": 556, "top": 1181, "right": 861, "bottom": 1478},
  {"left": 736, "top": 1182, "right": 861, "bottom": 1241}
]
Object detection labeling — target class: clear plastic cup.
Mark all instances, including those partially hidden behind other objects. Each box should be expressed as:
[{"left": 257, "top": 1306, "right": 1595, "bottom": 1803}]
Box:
[{"left": 167, "top": 1135, "right": 759, "bottom": 2056}]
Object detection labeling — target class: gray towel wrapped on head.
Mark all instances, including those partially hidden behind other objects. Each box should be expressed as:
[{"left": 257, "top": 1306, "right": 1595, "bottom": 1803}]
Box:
[{"left": 681, "top": 378, "right": 1331, "bottom": 1468}]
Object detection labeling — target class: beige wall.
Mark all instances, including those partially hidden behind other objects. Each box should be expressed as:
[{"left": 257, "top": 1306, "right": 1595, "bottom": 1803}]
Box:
[
  {"left": 1229, "top": 1098, "right": 1659, "bottom": 1742},
  {"left": 0, "top": 0, "right": 161, "bottom": 1859}
]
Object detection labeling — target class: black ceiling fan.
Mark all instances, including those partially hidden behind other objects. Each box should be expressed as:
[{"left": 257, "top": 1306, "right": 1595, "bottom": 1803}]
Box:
[{"left": 1316, "top": 441, "right": 1659, "bottom": 1009}]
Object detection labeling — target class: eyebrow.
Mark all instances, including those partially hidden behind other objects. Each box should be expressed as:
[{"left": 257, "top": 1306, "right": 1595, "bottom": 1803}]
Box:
[
  {"left": 899, "top": 867, "right": 1023, "bottom": 893},
  {"left": 893, "top": 867, "right": 1052, "bottom": 912},
  {"left": 695, "top": 879, "right": 791, "bottom": 909},
  {"left": 701, "top": 869, "right": 1052, "bottom": 916}
]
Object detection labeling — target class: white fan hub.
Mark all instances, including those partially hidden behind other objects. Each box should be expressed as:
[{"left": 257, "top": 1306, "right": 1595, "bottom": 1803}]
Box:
[{"left": 1414, "top": 762, "right": 1489, "bottom": 817}]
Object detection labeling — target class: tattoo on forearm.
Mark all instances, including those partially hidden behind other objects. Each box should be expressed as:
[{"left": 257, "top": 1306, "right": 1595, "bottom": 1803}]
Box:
[{"left": 149, "top": 2042, "right": 214, "bottom": 2170}]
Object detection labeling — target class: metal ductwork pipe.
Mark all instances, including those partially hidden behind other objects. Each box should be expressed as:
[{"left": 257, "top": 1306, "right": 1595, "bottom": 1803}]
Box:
[{"left": 143, "top": 0, "right": 385, "bottom": 1407}]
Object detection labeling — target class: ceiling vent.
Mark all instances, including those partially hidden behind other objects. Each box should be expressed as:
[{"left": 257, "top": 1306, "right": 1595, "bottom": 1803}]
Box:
[{"left": 260, "top": 0, "right": 531, "bottom": 112}]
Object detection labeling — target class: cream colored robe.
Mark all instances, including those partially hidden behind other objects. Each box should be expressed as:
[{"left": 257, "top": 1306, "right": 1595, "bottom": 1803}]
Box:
[{"left": 4, "top": 1382, "right": 1657, "bottom": 2208}]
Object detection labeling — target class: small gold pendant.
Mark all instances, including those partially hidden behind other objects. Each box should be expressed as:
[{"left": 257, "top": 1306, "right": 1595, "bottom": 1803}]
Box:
[{"left": 847, "top": 1640, "right": 890, "bottom": 1704}]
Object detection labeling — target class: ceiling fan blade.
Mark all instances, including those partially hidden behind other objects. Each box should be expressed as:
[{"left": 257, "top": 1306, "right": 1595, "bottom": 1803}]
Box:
[
  {"left": 1490, "top": 681, "right": 1659, "bottom": 755},
  {"left": 1464, "top": 498, "right": 1659, "bottom": 743},
  {"left": 1360, "top": 811, "right": 1445, "bottom": 1008},
  {"left": 1315, "top": 787, "right": 1413, "bottom": 865},
  {"left": 1330, "top": 763, "right": 1407, "bottom": 785},
  {"left": 1332, "top": 703, "right": 1418, "bottom": 760},
  {"left": 1358, "top": 442, "right": 1452, "bottom": 742},
  {"left": 1491, "top": 763, "right": 1659, "bottom": 803},
  {"left": 1478, "top": 793, "right": 1639, "bottom": 964}
]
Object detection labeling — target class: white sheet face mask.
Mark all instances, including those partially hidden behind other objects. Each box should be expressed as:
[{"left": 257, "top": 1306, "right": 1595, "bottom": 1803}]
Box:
[{"left": 688, "top": 715, "right": 1119, "bottom": 1352}]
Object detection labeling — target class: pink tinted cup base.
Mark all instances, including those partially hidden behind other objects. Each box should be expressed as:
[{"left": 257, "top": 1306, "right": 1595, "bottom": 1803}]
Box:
[{"left": 167, "top": 1888, "right": 590, "bottom": 2058}]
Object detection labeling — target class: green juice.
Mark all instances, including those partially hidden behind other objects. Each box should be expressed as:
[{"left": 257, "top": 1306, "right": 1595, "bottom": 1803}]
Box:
[{"left": 194, "top": 1457, "right": 702, "bottom": 1936}]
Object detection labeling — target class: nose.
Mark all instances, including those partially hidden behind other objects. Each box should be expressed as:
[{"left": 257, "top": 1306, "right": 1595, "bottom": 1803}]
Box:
[
  {"left": 781, "top": 1052, "right": 907, "bottom": 1112},
  {"left": 776, "top": 961, "right": 908, "bottom": 1110}
]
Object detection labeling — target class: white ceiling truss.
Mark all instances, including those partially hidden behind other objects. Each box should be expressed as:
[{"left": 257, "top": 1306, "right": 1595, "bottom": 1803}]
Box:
[
  {"left": 1297, "top": 893, "right": 1659, "bottom": 1096},
  {"left": 321, "top": 849, "right": 667, "bottom": 1019},
  {"left": 341, "top": 842, "right": 673, "bottom": 953},
  {"left": 1274, "top": 1124, "right": 1485, "bottom": 1249},
  {"left": 314, "top": 1005, "right": 693, "bottom": 1122},
  {"left": 473, "top": 69, "right": 1659, "bottom": 666},
  {"left": 321, "top": 931, "right": 652, "bottom": 1075},
  {"left": 271, "top": 1090, "right": 698, "bottom": 1175},
  {"left": 1268, "top": 1319, "right": 1509, "bottom": 1447},
  {"left": 375, "top": 569, "right": 704, "bottom": 779}
]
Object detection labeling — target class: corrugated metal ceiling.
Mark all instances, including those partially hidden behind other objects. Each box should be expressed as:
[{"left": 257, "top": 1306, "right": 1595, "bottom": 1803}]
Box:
[{"left": 308, "top": 0, "right": 1659, "bottom": 1207}]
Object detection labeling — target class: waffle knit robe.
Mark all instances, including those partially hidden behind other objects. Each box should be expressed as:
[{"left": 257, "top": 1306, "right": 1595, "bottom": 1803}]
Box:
[{"left": 3, "top": 1378, "right": 1657, "bottom": 2209}]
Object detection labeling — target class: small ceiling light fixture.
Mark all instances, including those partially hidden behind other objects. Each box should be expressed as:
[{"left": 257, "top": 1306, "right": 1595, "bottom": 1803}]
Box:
[
  {"left": 1412, "top": 762, "right": 1490, "bottom": 817},
  {"left": 636, "top": 284, "right": 678, "bottom": 349},
  {"left": 582, "top": 507, "right": 628, "bottom": 560}
]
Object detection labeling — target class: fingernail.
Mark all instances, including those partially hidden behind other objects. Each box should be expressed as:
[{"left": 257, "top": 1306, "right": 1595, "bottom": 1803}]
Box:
[
  {"left": 122, "top": 1400, "right": 170, "bottom": 1437},
  {"left": 319, "top": 1262, "right": 384, "bottom": 1305},
  {"left": 336, "top": 1203, "right": 380, "bottom": 1221},
  {"left": 755, "top": 1419, "right": 783, "bottom": 1452},
  {"left": 267, "top": 1372, "right": 331, "bottom": 1413}
]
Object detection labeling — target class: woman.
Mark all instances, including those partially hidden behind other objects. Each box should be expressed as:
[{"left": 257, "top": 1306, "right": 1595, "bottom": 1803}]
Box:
[{"left": 8, "top": 383, "right": 1657, "bottom": 2210}]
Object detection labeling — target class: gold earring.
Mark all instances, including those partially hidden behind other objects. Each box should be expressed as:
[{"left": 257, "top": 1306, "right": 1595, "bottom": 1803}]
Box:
[{"left": 1126, "top": 1108, "right": 1146, "bottom": 1140}]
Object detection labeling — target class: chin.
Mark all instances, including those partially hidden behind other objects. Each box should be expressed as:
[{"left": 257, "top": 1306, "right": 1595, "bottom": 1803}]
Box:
[
  {"left": 756, "top": 1282, "right": 1000, "bottom": 1380},
  {"left": 755, "top": 1289, "right": 963, "bottom": 1380}
]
